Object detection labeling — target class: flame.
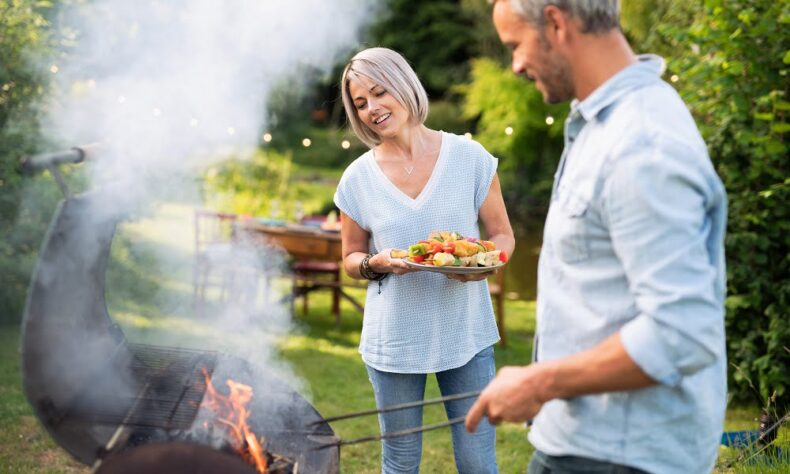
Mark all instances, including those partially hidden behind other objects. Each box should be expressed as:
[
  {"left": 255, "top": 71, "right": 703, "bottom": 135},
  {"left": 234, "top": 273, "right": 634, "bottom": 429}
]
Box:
[{"left": 201, "top": 369, "right": 268, "bottom": 473}]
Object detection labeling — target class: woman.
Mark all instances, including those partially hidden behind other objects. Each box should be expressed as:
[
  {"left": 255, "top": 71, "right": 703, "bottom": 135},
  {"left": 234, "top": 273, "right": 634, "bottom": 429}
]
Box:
[{"left": 334, "top": 47, "right": 514, "bottom": 473}]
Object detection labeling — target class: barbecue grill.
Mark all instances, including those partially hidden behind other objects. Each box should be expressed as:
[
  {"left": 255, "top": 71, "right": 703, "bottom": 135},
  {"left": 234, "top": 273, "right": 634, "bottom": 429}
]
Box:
[{"left": 20, "top": 149, "right": 339, "bottom": 472}]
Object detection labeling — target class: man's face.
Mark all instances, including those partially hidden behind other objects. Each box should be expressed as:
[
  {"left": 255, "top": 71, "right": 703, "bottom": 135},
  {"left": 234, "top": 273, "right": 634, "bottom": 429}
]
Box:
[{"left": 493, "top": 1, "right": 574, "bottom": 103}]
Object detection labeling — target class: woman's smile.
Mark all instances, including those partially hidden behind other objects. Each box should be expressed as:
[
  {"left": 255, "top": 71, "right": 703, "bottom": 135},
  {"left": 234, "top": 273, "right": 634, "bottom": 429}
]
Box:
[{"left": 373, "top": 112, "right": 392, "bottom": 127}]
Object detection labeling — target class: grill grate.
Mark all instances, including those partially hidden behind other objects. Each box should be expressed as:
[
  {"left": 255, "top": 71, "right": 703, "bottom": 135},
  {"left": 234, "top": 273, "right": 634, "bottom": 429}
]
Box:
[{"left": 66, "top": 344, "right": 217, "bottom": 430}]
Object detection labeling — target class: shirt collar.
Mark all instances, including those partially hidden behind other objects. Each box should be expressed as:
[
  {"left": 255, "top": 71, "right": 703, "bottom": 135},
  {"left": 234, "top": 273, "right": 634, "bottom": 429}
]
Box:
[{"left": 570, "top": 54, "right": 666, "bottom": 123}]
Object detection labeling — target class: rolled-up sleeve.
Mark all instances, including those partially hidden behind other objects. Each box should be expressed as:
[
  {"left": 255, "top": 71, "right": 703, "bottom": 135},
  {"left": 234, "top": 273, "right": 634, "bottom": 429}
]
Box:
[{"left": 603, "top": 142, "right": 725, "bottom": 386}]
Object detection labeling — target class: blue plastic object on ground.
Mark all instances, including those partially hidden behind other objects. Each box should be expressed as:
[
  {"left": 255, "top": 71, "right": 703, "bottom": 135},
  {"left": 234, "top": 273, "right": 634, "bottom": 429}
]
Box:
[{"left": 721, "top": 430, "right": 760, "bottom": 448}]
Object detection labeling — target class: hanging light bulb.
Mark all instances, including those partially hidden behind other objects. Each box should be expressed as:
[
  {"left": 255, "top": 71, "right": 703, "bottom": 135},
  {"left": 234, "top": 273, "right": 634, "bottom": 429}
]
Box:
[
  {"left": 505, "top": 126, "right": 513, "bottom": 136},
  {"left": 262, "top": 132, "right": 272, "bottom": 143},
  {"left": 341, "top": 140, "right": 350, "bottom": 149},
  {"left": 545, "top": 116, "right": 555, "bottom": 125},
  {"left": 302, "top": 138, "right": 312, "bottom": 147}
]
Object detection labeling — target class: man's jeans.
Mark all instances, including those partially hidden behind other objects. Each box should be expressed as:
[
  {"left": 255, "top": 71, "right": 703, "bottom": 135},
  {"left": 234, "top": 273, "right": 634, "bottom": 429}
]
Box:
[
  {"left": 527, "top": 450, "right": 649, "bottom": 474},
  {"left": 366, "top": 346, "right": 497, "bottom": 474}
]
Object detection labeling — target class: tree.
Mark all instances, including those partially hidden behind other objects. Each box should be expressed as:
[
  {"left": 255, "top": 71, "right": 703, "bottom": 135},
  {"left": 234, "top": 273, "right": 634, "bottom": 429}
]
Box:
[
  {"left": 458, "top": 58, "right": 566, "bottom": 227},
  {"left": 0, "top": 0, "right": 62, "bottom": 324},
  {"left": 658, "top": 0, "right": 789, "bottom": 411},
  {"left": 369, "top": 0, "right": 477, "bottom": 97}
]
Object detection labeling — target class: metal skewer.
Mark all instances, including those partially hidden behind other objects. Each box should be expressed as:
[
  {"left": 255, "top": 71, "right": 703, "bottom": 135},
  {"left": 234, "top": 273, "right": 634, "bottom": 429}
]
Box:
[
  {"left": 311, "top": 390, "right": 481, "bottom": 426},
  {"left": 313, "top": 416, "right": 467, "bottom": 450},
  {"left": 310, "top": 390, "right": 482, "bottom": 450}
]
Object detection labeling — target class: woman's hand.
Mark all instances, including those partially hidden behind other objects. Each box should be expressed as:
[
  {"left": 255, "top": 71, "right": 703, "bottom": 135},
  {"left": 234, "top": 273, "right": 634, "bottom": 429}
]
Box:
[
  {"left": 445, "top": 269, "right": 496, "bottom": 282},
  {"left": 369, "top": 248, "right": 415, "bottom": 275}
]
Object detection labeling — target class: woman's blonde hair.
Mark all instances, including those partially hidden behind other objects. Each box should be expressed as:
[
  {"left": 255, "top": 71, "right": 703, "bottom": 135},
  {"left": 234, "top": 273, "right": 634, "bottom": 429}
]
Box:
[{"left": 340, "top": 48, "right": 429, "bottom": 149}]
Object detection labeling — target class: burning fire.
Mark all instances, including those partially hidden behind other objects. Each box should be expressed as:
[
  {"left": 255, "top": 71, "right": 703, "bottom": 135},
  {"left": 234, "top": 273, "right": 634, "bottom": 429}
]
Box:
[{"left": 201, "top": 369, "right": 268, "bottom": 473}]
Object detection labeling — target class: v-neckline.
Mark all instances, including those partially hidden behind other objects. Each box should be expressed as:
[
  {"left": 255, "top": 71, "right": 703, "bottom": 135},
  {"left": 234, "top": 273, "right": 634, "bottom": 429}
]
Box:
[{"left": 367, "top": 131, "right": 448, "bottom": 210}]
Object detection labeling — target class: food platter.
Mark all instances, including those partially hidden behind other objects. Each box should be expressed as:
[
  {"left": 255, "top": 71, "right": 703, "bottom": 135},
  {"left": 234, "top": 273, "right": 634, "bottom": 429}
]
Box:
[{"left": 403, "top": 259, "right": 504, "bottom": 274}]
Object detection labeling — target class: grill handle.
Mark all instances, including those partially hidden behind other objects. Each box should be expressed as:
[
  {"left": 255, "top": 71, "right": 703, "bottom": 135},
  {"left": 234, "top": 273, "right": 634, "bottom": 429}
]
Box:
[
  {"left": 21, "top": 143, "right": 100, "bottom": 174},
  {"left": 21, "top": 143, "right": 100, "bottom": 197}
]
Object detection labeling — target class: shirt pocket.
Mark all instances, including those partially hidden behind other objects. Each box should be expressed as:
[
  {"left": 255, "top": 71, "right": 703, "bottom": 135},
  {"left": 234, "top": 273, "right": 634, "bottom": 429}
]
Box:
[{"left": 552, "top": 185, "right": 592, "bottom": 263}]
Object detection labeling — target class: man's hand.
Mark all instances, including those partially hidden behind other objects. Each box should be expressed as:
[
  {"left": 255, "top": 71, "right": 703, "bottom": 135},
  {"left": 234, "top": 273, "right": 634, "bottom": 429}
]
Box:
[
  {"left": 465, "top": 333, "right": 658, "bottom": 433},
  {"left": 465, "top": 363, "right": 556, "bottom": 432}
]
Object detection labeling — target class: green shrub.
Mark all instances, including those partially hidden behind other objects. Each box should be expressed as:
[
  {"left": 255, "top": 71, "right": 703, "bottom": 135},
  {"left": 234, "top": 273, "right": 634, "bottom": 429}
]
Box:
[
  {"left": 659, "top": 0, "right": 789, "bottom": 410},
  {"left": 424, "top": 100, "right": 473, "bottom": 135},
  {"left": 458, "top": 58, "right": 566, "bottom": 227},
  {"left": 0, "top": 0, "right": 59, "bottom": 325},
  {"left": 202, "top": 147, "right": 339, "bottom": 220},
  {"left": 369, "top": 0, "right": 477, "bottom": 97}
]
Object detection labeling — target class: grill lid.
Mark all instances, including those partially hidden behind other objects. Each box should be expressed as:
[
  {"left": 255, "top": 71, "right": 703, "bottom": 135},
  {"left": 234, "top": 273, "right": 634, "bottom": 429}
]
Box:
[
  {"left": 21, "top": 192, "right": 339, "bottom": 472},
  {"left": 21, "top": 194, "right": 218, "bottom": 463},
  {"left": 21, "top": 193, "right": 132, "bottom": 464}
]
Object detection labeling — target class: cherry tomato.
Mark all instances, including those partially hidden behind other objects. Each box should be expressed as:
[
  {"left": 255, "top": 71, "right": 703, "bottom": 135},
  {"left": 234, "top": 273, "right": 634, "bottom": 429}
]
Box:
[
  {"left": 411, "top": 255, "right": 425, "bottom": 263},
  {"left": 499, "top": 251, "right": 508, "bottom": 263}
]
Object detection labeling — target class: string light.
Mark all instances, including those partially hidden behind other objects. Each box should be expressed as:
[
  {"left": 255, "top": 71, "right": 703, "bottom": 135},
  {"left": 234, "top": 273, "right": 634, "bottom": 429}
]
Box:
[
  {"left": 545, "top": 116, "right": 554, "bottom": 125},
  {"left": 49, "top": 65, "right": 59, "bottom": 74},
  {"left": 505, "top": 126, "right": 513, "bottom": 136},
  {"left": 262, "top": 132, "right": 272, "bottom": 143},
  {"left": 341, "top": 140, "right": 350, "bottom": 149},
  {"left": 464, "top": 132, "right": 472, "bottom": 139},
  {"left": 670, "top": 74, "right": 679, "bottom": 83},
  {"left": 302, "top": 138, "right": 312, "bottom": 147}
]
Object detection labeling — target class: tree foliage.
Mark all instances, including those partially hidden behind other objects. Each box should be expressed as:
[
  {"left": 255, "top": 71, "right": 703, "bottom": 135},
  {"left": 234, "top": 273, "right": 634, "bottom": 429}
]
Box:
[
  {"left": 657, "top": 0, "right": 789, "bottom": 409},
  {"left": 203, "top": 149, "right": 295, "bottom": 219},
  {"left": 458, "top": 58, "right": 566, "bottom": 227},
  {"left": 0, "top": 0, "right": 61, "bottom": 324},
  {"left": 369, "top": 0, "right": 477, "bottom": 97}
]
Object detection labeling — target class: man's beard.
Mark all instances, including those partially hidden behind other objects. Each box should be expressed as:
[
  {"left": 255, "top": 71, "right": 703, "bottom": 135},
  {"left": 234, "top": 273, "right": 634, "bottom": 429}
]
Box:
[{"left": 536, "top": 34, "right": 574, "bottom": 104}]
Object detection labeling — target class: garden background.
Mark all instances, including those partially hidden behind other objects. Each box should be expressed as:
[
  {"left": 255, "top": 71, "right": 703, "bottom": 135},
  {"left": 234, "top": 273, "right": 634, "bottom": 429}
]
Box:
[{"left": 1, "top": 0, "right": 788, "bottom": 472}]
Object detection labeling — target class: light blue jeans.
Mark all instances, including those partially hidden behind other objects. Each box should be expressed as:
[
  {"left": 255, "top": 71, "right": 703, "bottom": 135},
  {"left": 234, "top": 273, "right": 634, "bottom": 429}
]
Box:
[{"left": 366, "top": 346, "right": 498, "bottom": 474}]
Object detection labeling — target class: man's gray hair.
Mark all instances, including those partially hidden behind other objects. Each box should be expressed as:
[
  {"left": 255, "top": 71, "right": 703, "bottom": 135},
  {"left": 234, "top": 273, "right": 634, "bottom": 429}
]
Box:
[{"left": 496, "top": 0, "right": 620, "bottom": 33}]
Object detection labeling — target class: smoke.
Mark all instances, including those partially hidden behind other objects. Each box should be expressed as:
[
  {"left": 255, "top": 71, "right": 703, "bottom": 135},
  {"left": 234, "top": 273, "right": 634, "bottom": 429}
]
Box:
[
  {"left": 45, "top": 0, "right": 376, "bottom": 192},
  {"left": 24, "top": 0, "right": 379, "bottom": 420}
]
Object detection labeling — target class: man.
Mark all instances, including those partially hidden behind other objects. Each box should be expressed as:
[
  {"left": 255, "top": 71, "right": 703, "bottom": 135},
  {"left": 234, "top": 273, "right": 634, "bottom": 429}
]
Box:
[{"left": 466, "top": 1, "right": 728, "bottom": 473}]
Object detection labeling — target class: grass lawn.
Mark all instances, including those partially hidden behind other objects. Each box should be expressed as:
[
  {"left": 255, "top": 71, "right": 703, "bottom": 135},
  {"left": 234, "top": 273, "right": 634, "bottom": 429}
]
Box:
[{"left": 1, "top": 202, "right": 786, "bottom": 473}]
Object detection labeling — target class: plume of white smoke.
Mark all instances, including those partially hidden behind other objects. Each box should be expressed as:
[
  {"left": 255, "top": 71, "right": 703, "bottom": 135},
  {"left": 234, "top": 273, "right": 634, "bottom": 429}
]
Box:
[
  {"left": 33, "top": 0, "right": 379, "bottom": 389},
  {"left": 45, "top": 0, "right": 376, "bottom": 193}
]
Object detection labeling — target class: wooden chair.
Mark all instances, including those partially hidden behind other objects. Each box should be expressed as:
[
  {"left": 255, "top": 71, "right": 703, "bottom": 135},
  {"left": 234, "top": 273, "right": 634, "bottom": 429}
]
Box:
[
  {"left": 489, "top": 267, "right": 507, "bottom": 347},
  {"left": 291, "top": 260, "right": 341, "bottom": 323},
  {"left": 290, "top": 216, "right": 342, "bottom": 323},
  {"left": 193, "top": 209, "right": 268, "bottom": 312}
]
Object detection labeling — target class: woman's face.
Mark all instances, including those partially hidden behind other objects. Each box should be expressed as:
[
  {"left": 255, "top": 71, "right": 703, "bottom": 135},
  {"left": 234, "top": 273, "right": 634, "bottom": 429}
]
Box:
[{"left": 348, "top": 75, "right": 410, "bottom": 140}]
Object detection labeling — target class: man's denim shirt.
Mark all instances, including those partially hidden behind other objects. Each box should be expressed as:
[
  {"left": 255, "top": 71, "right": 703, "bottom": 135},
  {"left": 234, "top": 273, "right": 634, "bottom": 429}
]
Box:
[{"left": 529, "top": 55, "right": 728, "bottom": 474}]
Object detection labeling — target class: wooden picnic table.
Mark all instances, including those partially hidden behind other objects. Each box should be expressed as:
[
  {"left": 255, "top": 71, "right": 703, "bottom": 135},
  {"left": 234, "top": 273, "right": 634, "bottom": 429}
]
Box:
[{"left": 236, "top": 220, "right": 364, "bottom": 320}]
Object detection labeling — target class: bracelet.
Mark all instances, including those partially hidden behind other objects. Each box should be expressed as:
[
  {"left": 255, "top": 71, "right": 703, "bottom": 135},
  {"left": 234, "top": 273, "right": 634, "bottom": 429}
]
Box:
[{"left": 359, "top": 254, "right": 388, "bottom": 281}]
